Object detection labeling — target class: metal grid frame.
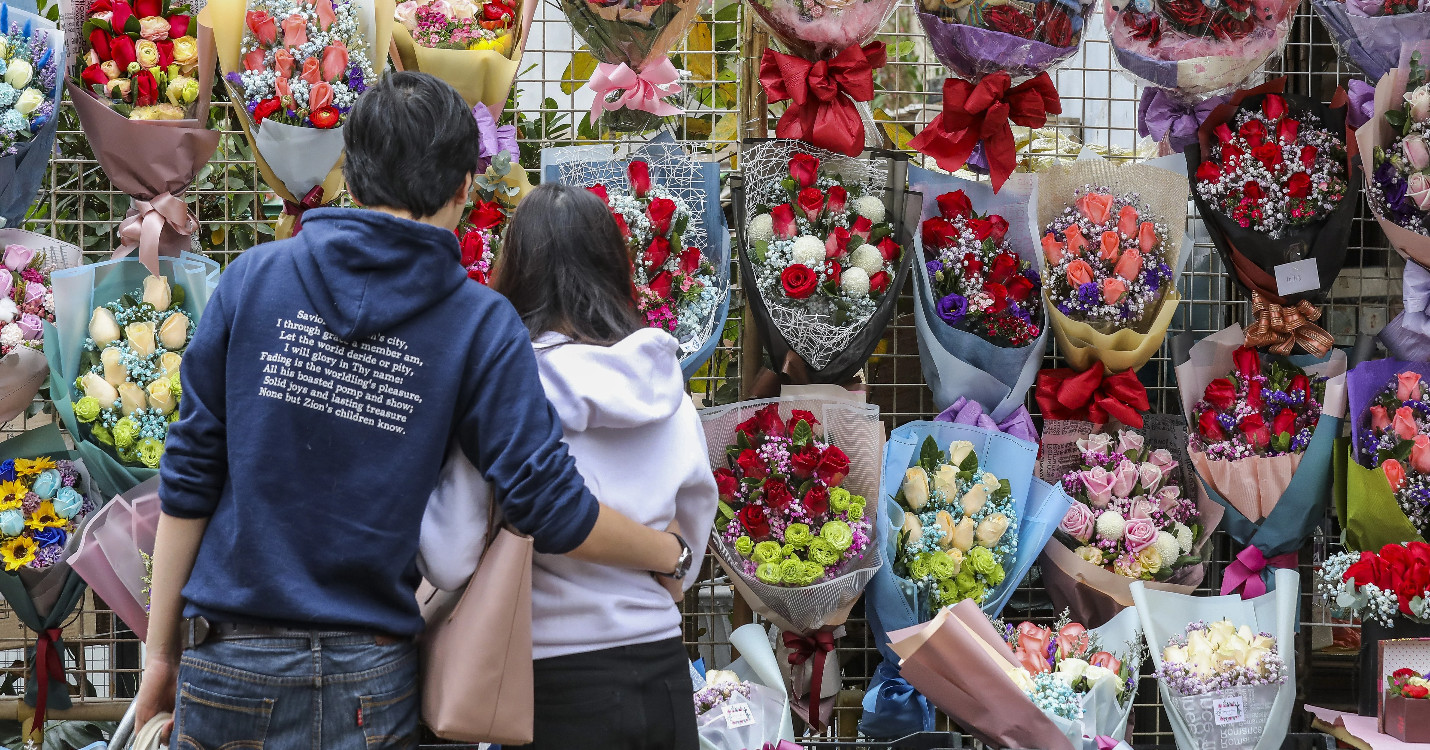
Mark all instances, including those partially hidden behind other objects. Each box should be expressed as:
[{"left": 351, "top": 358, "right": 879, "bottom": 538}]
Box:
[{"left": 0, "top": 0, "right": 1386, "bottom": 743}]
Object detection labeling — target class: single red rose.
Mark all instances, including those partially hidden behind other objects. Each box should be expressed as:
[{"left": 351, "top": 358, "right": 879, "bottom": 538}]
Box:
[
  {"left": 1214, "top": 123, "right": 1233, "bottom": 144},
  {"left": 310, "top": 106, "right": 340, "bottom": 129},
  {"left": 738, "top": 504, "right": 770, "bottom": 538},
  {"left": 1238, "top": 118, "right": 1267, "bottom": 147},
  {"left": 937, "top": 190, "right": 973, "bottom": 220},
  {"left": 922, "top": 217, "right": 957, "bottom": 250},
  {"left": 1233, "top": 346, "right": 1262, "bottom": 378},
  {"left": 1287, "top": 172, "right": 1311, "bottom": 199},
  {"left": 850, "top": 215, "right": 873, "bottom": 240},
  {"left": 135, "top": 0, "right": 160, "bottom": 17},
  {"left": 648, "top": 270, "right": 673, "bottom": 301},
  {"left": 878, "top": 237, "right": 901, "bottom": 262},
  {"left": 1123, "top": 9, "right": 1161, "bottom": 43},
  {"left": 983, "top": 282, "right": 1009, "bottom": 312},
  {"left": 134, "top": 69, "right": 158, "bottom": 107},
  {"left": 825, "top": 226, "right": 852, "bottom": 259},
  {"left": 824, "top": 259, "right": 842, "bottom": 288},
  {"left": 764, "top": 479, "right": 794, "bottom": 510},
  {"left": 789, "top": 153, "right": 820, "bottom": 189},
  {"left": 1007, "top": 274, "right": 1035, "bottom": 302},
  {"left": 587, "top": 184, "right": 609, "bottom": 203},
  {"left": 680, "top": 247, "right": 702, "bottom": 275},
  {"left": 797, "top": 187, "right": 825, "bottom": 220},
  {"left": 467, "top": 267, "right": 487, "bottom": 284},
  {"left": 110, "top": 0, "right": 134, "bottom": 32},
  {"left": 1204, "top": 378, "right": 1236, "bottom": 410},
  {"left": 80, "top": 63, "right": 109, "bottom": 90},
  {"left": 88, "top": 29, "right": 113, "bottom": 61},
  {"left": 1247, "top": 379, "right": 1263, "bottom": 411},
  {"left": 968, "top": 218, "right": 995, "bottom": 241},
  {"left": 252, "top": 97, "right": 282, "bottom": 124},
  {"left": 1277, "top": 118, "right": 1299, "bottom": 144},
  {"left": 781, "top": 264, "right": 819, "bottom": 299},
  {"left": 644, "top": 236, "right": 672, "bottom": 271},
  {"left": 1223, "top": 144, "right": 1244, "bottom": 168},
  {"left": 1300, "top": 145, "right": 1318, "bottom": 168},
  {"left": 627, "top": 160, "right": 652, "bottom": 197},
  {"left": 826, "top": 185, "right": 849, "bottom": 214},
  {"left": 483, "top": 0, "right": 513, "bottom": 19},
  {"left": 1242, "top": 180, "right": 1264, "bottom": 201},
  {"left": 985, "top": 5, "right": 1036, "bottom": 37},
  {"left": 770, "top": 203, "right": 796, "bottom": 240},
  {"left": 169, "top": 13, "right": 190, "bottom": 38},
  {"left": 754, "top": 404, "right": 786, "bottom": 438},
  {"left": 156, "top": 40, "right": 174, "bottom": 68},
  {"left": 790, "top": 409, "right": 820, "bottom": 429},
  {"left": 1405, "top": 685, "right": 1430, "bottom": 699},
  {"left": 1252, "top": 142, "right": 1283, "bottom": 169},
  {"left": 1208, "top": 12, "right": 1255, "bottom": 40},
  {"left": 1240, "top": 412, "right": 1271, "bottom": 449},
  {"left": 1272, "top": 407, "right": 1297, "bottom": 437},
  {"left": 989, "top": 253, "right": 1020, "bottom": 285},
  {"left": 1195, "top": 161, "right": 1221, "bottom": 182},
  {"left": 963, "top": 252, "right": 985, "bottom": 279},
  {"left": 468, "top": 200, "right": 505, "bottom": 230},
  {"left": 736, "top": 449, "right": 767, "bottom": 478},
  {"left": 459, "top": 230, "right": 483, "bottom": 267},
  {"left": 1035, "top": 1, "right": 1074, "bottom": 46},
  {"left": 612, "top": 213, "right": 630, "bottom": 238},
  {"left": 791, "top": 445, "right": 822, "bottom": 478},
  {"left": 816, "top": 445, "right": 850, "bottom": 485},
  {"left": 869, "top": 270, "right": 891, "bottom": 295},
  {"left": 1161, "top": 0, "right": 1212, "bottom": 26},
  {"left": 1198, "top": 410, "right": 1225, "bottom": 441},
  {"left": 803, "top": 485, "right": 831, "bottom": 516},
  {"left": 987, "top": 215, "right": 1010, "bottom": 242},
  {"left": 110, "top": 34, "right": 137, "bottom": 71},
  {"left": 90, "top": 0, "right": 113, "bottom": 12},
  {"left": 1263, "top": 94, "right": 1288, "bottom": 121},
  {"left": 714, "top": 468, "right": 739, "bottom": 500},
  {"left": 646, "top": 197, "right": 677, "bottom": 235},
  {"left": 1396, "top": 668, "right": 1421, "bottom": 680}
]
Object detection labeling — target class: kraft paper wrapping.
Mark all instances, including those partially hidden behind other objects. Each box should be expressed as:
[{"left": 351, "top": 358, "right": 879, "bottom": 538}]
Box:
[
  {"left": 389, "top": 0, "right": 535, "bottom": 112},
  {"left": 1356, "top": 46, "right": 1430, "bottom": 270},
  {"left": 889, "top": 600, "right": 1075, "bottom": 750},
  {"left": 1036, "top": 155, "right": 1190, "bottom": 373},
  {"left": 202, "top": 0, "right": 394, "bottom": 220}
]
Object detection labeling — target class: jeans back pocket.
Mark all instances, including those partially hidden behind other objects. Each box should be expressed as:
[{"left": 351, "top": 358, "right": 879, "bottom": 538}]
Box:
[
  {"left": 175, "top": 682, "right": 275, "bottom": 750},
  {"left": 359, "top": 683, "right": 418, "bottom": 750}
]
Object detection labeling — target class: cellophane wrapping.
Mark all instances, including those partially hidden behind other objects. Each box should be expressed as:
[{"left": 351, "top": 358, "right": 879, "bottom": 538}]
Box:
[
  {"left": 1311, "top": 0, "right": 1430, "bottom": 81},
  {"left": 918, "top": 0, "right": 1092, "bottom": 81},
  {"left": 1106, "top": 0, "right": 1297, "bottom": 98}
]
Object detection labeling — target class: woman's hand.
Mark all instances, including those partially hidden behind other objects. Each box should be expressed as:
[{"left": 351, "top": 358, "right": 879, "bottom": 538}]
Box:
[
  {"left": 134, "top": 656, "right": 178, "bottom": 734},
  {"left": 654, "top": 519, "right": 684, "bottom": 603}
]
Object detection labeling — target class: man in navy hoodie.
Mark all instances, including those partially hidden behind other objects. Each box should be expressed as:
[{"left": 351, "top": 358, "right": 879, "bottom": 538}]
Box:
[{"left": 134, "top": 73, "right": 693, "bottom": 747}]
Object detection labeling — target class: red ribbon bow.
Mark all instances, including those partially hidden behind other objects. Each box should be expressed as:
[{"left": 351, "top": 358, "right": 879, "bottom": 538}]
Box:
[
  {"left": 32, "top": 627, "right": 64, "bottom": 728},
  {"left": 782, "top": 630, "right": 835, "bottom": 730},
  {"left": 908, "top": 72, "right": 1061, "bottom": 192},
  {"left": 282, "top": 185, "right": 327, "bottom": 235},
  {"left": 1035, "top": 363, "right": 1149, "bottom": 428},
  {"left": 1221, "top": 545, "right": 1298, "bottom": 599},
  {"left": 759, "top": 42, "right": 887, "bottom": 157}
]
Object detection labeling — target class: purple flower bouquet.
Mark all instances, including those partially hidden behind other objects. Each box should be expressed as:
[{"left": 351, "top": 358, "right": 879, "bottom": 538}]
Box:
[{"left": 1312, "top": 0, "right": 1430, "bottom": 81}]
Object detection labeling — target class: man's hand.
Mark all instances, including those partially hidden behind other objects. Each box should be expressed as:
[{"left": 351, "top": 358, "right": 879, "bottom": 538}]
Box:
[
  {"left": 134, "top": 656, "right": 178, "bottom": 734},
  {"left": 654, "top": 519, "right": 685, "bottom": 603}
]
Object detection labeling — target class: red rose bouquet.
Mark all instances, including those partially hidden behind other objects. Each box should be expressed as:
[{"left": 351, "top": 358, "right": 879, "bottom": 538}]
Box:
[
  {"left": 74, "top": 0, "right": 200, "bottom": 119},
  {"left": 1317, "top": 542, "right": 1430, "bottom": 626},
  {"left": 1107, "top": 0, "right": 1296, "bottom": 99}
]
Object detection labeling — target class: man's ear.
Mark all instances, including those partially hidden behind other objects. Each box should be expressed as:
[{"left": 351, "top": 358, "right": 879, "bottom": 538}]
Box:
[{"left": 453, "top": 174, "right": 475, "bottom": 209}]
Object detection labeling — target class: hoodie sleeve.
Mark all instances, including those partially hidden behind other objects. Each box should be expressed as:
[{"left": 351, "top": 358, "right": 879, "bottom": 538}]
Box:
[
  {"left": 159, "top": 276, "right": 232, "bottom": 519},
  {"left": 673, "top": 403, "right": 719, "bottom": 591},
  {"left": 455, "top": 309, "right": 599, "bottom": 554}
]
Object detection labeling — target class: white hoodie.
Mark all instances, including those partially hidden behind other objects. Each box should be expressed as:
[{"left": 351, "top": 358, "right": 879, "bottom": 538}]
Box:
[{"left": 419, "top": 328, "right": 717, "bottom": 660}]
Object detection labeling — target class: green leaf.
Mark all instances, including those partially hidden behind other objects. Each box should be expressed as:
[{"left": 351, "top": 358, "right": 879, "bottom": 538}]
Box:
[
  {"left": 869, "top": 224, "right": 891, "bottom": 244},
  {"left": 1387, "top": 110, "right": 1407, "bottom": 131},
  {"left": 172, "top": 283, "right": 186, "bottom": 309},
  {"left": 560, "top": 51, "right": 598, "bottom": 95},
  {"left": 959, "top": 452, "right": 978, "bottom": 472},
  {"left": 919, "top": 435, "right": 942, "bottom": 474},
  {"left": 792, "top": 419, "right": 814, "bottom": 447},
  {"left": 736, "top": 430, "right": 751, "bottom": 451},
  {"left": 718, "top": 501, "right": 735, "bottom": 520},
  {"left": 753, "top": 240, "right": 768, "bottom": 264}
]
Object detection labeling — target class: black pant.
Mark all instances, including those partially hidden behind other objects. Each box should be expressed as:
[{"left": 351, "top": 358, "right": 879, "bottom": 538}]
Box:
[{"left": 512, "top": 637, "right": 698, "bottom": 750}]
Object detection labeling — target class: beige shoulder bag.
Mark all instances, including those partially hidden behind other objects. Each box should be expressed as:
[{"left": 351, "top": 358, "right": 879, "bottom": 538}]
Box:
[{"left": 416, "top": 474, "right": 534, "bottom": 744}]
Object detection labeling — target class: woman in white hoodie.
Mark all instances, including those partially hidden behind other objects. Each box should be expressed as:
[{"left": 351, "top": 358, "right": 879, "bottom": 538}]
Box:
[{"left": 489, "top": 183, "right": 716, "bottom": 748}]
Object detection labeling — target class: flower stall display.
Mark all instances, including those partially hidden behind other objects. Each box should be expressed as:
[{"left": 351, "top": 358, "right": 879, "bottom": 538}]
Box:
[
  {"left": 861, "top": 420, "right": 1071, "bottom": 737},
  {"left": 390, "top": 0, "right": 532, "bottom": 110},
  {"left": 1176, "top": 325, "right": 1346, "bottom": 599},
  {"left": 699, "top": 395, "right": 884, "bottom": 729},
  {"left": 542, "top": 139, "right": 729, "bottom": 379},
  {"left": 694, "top": 624, "right": 795, "bottom": 750},
  {"left": 909, "top": 168, "right": 1047, "bottom": 421},
  {"left": 0, "top": 232, "right": 80, "bottom": 426},
  {"left": 457, "top": 106, "right": 529, "bottom": 286},
  {"left": 1312, "top": 0, "right": 1430, "bottom": 82},
  {"left": 70, "top": 477, "right": 160, "bottom": 641},
  {"left": 908, "top": 0, "right": 1088, "bottom": 190},
  {"left": 0, "top": 5, "right": 62, "bottom": 230},
  {"left": 206, "top": 0, "right": 391, "bottom": 237},
  {"left": 735, "top": 140, "right": 915, "bottom": 387},
  {"left": 1338, "top": 358, "right": 1430, "bottom": 551},
  {"left": 62, "top": 0, "right": 216, "bottom": 275},
  {"left": 1188, "top": 82, "right": 1360, "bottom": 353},
  {"left": 1034, "top": 157, "right": 1188, "bottom": 374},
  {"left": 44, "top": 251, "right": 219, "bottom": 498},
  {"left": 561, "top": 0, "right": 698, "bottom": 131},
  {"left": 1132, "top": 568, "right": 1299, "bottom": 750}
]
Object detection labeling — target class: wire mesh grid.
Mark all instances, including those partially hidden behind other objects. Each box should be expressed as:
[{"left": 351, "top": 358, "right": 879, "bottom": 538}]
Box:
[{"left": 0, "top": 0, "right": 1384, "bottom": 742}]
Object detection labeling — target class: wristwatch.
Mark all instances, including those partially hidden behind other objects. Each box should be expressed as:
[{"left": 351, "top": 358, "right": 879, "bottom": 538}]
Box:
[{"left": 659, "top": 532, "right": 693, "bottom": 580}]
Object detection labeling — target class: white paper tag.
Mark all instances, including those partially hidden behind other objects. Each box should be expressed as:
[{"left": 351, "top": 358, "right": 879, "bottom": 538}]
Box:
[
  {"left": 1213, "top": 696, "right": 1245, "bottom": 725},
  {"left": 722, "top": 701, "right": 755, "bottom": 729},
  {"left": 1274, "top": 259, "right": 1320, "bottom": 296}
]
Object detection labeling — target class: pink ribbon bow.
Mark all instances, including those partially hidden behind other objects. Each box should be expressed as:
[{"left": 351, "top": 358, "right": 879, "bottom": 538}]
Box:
[
  {"left": 761, "top": 743, "right": 803, "bottom": 750},
  {"left": 1221, "top": 545, "right": 1298, "bottom": 599},
  {"left": 114, "top": 192, "right": 199, "bottom": 277},
  {"left": 1091, "top": 736, "right": 1132, "bottom": 750},
  {"left": 588, "top": 56, "right": 683, "bottom": 122}
]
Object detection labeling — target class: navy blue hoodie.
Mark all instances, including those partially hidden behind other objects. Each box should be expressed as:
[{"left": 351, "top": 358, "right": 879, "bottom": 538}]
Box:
[{"left": 159, "top": 208, "right": 600, "bottom": 635}]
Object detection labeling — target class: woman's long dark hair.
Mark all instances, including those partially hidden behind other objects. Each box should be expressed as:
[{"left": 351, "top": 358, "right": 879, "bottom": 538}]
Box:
[{"left": 491, "top": 182, "right": 643, "bottom": 346}]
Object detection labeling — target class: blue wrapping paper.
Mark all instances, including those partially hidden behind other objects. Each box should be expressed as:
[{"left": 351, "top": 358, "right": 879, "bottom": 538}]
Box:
[
  {"left": 0, "top": 5, "right": 63, "bottom": 228},
  {"left": 861, "top": 420, "right": 1072, "bottom": 738},
  {"left": 907, "top": 167, "right": 1047, "bottom": 420},
  {"left": 1310, "top": 0, "right": 1430, "bottom": 81}
]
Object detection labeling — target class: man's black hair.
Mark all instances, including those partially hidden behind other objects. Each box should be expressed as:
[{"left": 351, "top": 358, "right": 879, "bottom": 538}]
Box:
[{"left": 342, "top": 72, "right": 480, "bottom": 218}]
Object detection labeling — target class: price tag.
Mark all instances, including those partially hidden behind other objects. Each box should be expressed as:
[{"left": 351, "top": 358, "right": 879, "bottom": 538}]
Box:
[
  {"left": 722, "top": 701, "right": 755, "bottom": 729},
  {"left": 1274, "top": 259, "right": 1320, "bottom": 296},
  {"left": 1213, "top": 696, "right": 1245, "bottom": 726}
]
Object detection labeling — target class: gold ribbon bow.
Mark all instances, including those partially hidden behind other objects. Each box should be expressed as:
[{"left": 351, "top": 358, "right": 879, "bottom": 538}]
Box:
[{"left": 1244, "top": 292, "right": 1334, "bottom": 357}]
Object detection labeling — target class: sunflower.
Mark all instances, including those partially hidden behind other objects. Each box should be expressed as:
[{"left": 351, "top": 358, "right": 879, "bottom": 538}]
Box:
[
  {"left": 24, "top": 501, "right": 63, "bottom": 530},
  {"left": 0, "top": 480, "right": 25, "bottom": 511},
  {"left": 13, "top": 457, "right": 55, "bottom": 477},
  {"left": 0, "top": 535, "right": 36, "bottom": 571}
]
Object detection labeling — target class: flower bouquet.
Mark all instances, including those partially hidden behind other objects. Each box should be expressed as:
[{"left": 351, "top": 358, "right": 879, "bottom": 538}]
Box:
[
  {"left": 0, "top": 4, "right": 63, "bottom": 230},
  {"left": 908, "top": 0, "right": 1086, "bottom": 190},
  {"left": 1106, "top": 0, "right": 1296, "bottom": 99},
  {"left": 699, "top": 394, "right": 884, "bottom": 728},
  {"left": 390, "top": 0, "right": 532, "bottom": 111},
  {"left": 1132, "top": 568, "right": 1299, "bottom": 750},
  {"left": 456, "top": 106, "right": 529, "bottom": 286},
  {"left": 1187, "top": 81, "right": 1359, "bottom": 342},
  {"left": 43, "top": 252, "right": 219, "bottom": 498},
  {"left": 542, "top": 138, "right": 728, "bottom": 379},
  {"left": 0, "top": 231, "right": 81, "bottom": 426},
  {"left": 69, "top": 476, "right": 159, "bottom": 641},
  {"left": 0, "top": 424, "right": 105, "bottom": 738},
  {"left": 1035, "top": 157, "right": 1188, "bottom": 373},
  {"left": 62, "top": 0, "right": 218, "bottom": 275},
  {"left": 908, "top": 167, "right": 1046, "bottom": 422},
  {"left": 1312, "top": 0, "right": 1430, "bottom": 81},
  {"left": 1384, "top": 668, "right": 1430, "bottom": 742},
  {"left": 1038, "top": 427, "right": 1215, "bottom": 628},
  {"left": 1176, "top": 324, "right": 1347, "bottom": 598},
  {"left": 695, "top": 623, "right": 796, "bottom": 750},
  {"left": 1336, "top": 358, "right": 1430, "bottom": 551},
  {"left": 734, "top": 140, "right": 916, "bottom": 388},
  {"left": 206, "top": 0, "right": 390, "bottom": 237},
  {"left": 562, "top": 0, "right": 697, "bottom": 132},
  {"left": 993, "top": 608, "right": 1145, "bottom": 745},
  {"left": 860, "top": 419, "right": 1071, "bottom": 737}
]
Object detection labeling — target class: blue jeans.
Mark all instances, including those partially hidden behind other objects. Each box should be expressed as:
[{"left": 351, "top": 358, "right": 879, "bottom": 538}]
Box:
[{"left": 171, "top": 634, "right": 418, "bottom": 750}]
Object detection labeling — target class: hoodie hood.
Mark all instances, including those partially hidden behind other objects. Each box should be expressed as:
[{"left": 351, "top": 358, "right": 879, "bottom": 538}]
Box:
[
  {"left": 535, "top": 329, "right": 687, "bottom": 431},
  {"left": 291, "top": 208, "right": 467, "bottom": 341}
]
